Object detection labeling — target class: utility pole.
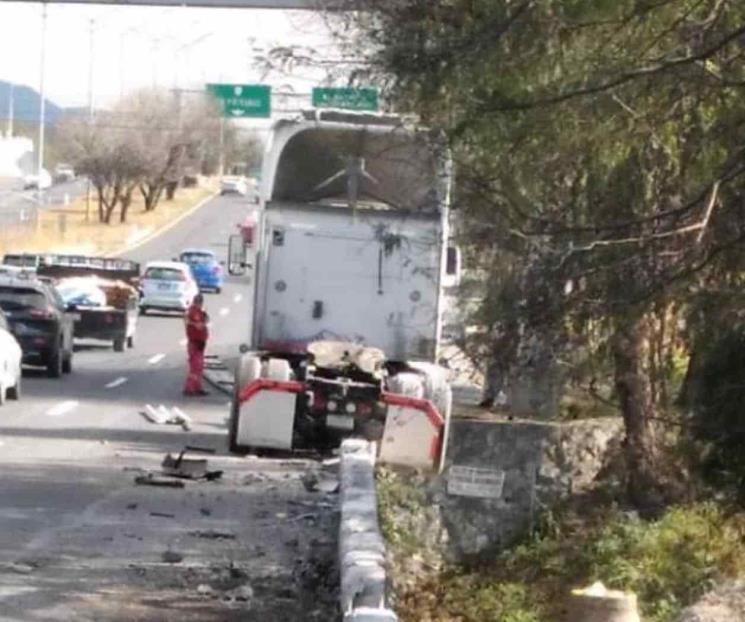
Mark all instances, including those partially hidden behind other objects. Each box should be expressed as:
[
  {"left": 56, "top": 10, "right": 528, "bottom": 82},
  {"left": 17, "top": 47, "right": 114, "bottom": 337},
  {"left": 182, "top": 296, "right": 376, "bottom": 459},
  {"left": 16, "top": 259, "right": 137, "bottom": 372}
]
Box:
[
  {"left": 37, "top": 1, "right": 48, "bottom": 202},
  {"left": 88, "top": 18, "right": 95, "bottom": 118},
  {"left": 218, "top": 117, "right": 225, "bottom": 177},
  {"left": 6, "top": 83, "right": 14, "bottom": 138},
  {"left": 86, "top": 17, "right": 95, "bottom": 221}
]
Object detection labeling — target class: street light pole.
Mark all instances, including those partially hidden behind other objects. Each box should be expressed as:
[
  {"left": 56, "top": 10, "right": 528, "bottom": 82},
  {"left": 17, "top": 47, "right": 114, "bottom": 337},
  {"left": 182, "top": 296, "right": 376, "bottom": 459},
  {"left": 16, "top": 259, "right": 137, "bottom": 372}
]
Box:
[
  {"left": 37, "top": 1, "right": 48, "bottom": 202},
  {"left": 86, "top": 17, "right": 95, "bottom": 221},
  {"left": 5, "top": 83, "right": 13, "bottom": 138}
]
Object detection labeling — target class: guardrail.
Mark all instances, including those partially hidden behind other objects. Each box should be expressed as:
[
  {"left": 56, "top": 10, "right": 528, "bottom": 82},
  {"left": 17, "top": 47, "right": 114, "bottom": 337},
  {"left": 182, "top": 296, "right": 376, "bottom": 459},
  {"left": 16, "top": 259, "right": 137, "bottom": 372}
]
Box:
[{"left": 339, "top": 439, "right": 398, "bottom": 622}]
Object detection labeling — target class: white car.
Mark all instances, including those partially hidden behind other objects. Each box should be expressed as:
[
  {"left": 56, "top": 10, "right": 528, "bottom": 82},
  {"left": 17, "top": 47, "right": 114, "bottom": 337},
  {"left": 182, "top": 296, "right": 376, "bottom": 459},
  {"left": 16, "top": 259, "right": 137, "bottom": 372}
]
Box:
[
  {"left": 0, "top": 309, "right": 22, "bottom": 404},
  {"left": 220, "top": 176, "right": 248, "bottom": 196},
  {"left": 54, "top": 164, "right": 76, "bottom": 183},
  {"left": 139, "top": 261, "right": 199, "bottom": 315},
  {"left": 23, "top": 169, "right": 52, "bottom": 191}
]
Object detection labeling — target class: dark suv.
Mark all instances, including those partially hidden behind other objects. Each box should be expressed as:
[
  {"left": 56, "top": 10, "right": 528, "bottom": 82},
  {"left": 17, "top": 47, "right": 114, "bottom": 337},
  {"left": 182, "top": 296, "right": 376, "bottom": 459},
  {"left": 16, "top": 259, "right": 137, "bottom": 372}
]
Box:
[{"left": 0, "top": 277, "right": 75, "bottom": 377}]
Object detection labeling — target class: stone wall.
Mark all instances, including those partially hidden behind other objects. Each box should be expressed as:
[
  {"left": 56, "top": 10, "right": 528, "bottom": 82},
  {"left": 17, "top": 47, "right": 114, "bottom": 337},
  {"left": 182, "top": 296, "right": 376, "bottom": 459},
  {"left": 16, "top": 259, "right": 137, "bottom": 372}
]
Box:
[{"left": 388, "top": 416, "right": 623, "bottom": 562}]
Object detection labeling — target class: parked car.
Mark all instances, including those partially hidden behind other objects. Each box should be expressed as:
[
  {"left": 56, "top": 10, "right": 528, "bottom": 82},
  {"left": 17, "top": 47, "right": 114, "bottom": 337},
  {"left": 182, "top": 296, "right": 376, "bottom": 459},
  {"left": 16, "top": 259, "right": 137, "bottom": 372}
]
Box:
[
  {"left": 0, "top": 309, "right": 22, "bottom": 404},
  {"left": 0, "top": 275, "right": 75, "bottom": 377},
  {"left": 178, "top": 249, "right": 224, "bottom": 293},
  {"left": 220, "top": 176, "right": 248, "bottom": 196},
  {"left": 53, "top": 163, "right": 76, "bottom": 183},
  {"left": 23, "top": 169, "right": 52, "bottom": 191},
  {"left": 139, "top": 261, "right": 199, "bottom": 315}
]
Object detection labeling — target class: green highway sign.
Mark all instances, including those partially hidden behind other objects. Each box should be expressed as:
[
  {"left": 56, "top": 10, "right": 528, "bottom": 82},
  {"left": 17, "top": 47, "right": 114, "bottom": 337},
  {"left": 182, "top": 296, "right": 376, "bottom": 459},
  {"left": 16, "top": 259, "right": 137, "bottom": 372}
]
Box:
[
  {"left": 207, "top": 83, "right": 271, "bottom": 118},
  {"left": 312, "top": 87, "right": 379, "bottom": 112}
]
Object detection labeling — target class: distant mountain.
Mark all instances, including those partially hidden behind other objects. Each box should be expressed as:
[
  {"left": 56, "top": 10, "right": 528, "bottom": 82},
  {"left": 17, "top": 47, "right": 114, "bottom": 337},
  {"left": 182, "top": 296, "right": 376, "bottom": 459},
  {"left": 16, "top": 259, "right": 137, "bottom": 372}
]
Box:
[{"left": 0, "top": 81, "right": 64, "bottom": 125}]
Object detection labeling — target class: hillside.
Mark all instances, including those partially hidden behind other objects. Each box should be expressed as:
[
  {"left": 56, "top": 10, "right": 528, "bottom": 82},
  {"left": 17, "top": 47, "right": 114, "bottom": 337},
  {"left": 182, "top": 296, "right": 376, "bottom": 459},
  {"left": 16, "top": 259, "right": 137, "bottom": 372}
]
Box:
[{"left": 0, "top": 81, "right": 64, "bottom": 125}]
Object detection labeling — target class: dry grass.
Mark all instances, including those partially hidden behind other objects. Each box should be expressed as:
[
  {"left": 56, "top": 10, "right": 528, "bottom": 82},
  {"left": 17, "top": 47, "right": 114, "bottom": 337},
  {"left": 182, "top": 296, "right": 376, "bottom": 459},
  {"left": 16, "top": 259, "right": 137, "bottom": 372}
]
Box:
[{"left": 0, "top": 180, "right": 217, "bottom": 257}]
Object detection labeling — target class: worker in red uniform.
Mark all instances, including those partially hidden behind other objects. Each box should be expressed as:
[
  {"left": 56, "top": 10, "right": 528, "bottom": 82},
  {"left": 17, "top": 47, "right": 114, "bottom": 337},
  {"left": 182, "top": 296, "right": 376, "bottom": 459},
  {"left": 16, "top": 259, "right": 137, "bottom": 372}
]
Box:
[{"left": 183, "top": 293, "right": 210, "bottom": 396}]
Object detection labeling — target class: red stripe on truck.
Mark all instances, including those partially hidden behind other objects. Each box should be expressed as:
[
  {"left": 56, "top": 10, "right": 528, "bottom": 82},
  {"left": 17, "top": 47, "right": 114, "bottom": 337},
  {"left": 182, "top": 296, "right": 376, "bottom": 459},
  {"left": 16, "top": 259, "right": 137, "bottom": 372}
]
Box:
[
  {"left": 238, "top": 378, "right": 305, "bottom": 404},
  {"left": 380, "top": 392, "right": 445, "bottom": 462},
  {"left": 380, "top": 392, "right": 444, "bottom": 428}
]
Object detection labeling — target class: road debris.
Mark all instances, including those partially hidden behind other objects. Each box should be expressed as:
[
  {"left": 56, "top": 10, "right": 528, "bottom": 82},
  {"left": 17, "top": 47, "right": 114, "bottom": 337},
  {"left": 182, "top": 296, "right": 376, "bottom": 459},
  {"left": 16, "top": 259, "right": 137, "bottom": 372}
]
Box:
[
  {"left": 140, "top": 404, "right": 192, "bottom": 430},
  {"left": 301, "top": 470, "right": 339, "bottom": 494},
  {"left": 161, "top": 550, "right": 183, "bottom": 564},
  {"left": 134, "top": 474, "right": 185, "bottom": 488},
  {"left": 161, "top": 446, "right": 222, "bottom": 480},
  {"left": 188, "top": 530, "right": 236, "bottom": 540},
  {"left": 150, "top": 511, "right": 176, "bottom": 519}
]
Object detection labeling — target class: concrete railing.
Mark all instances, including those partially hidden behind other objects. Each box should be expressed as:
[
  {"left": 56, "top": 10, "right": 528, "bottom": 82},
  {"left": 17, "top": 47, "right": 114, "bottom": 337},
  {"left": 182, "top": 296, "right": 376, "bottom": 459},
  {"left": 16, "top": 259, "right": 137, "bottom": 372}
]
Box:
[{"left": 339, "top": 439, "right": 398, "bottom": 622}]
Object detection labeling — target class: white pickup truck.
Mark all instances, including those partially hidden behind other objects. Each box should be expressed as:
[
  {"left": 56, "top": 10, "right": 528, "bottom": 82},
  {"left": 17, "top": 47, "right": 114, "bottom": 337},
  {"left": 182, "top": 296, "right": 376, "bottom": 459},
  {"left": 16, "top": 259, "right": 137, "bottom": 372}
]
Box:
[{"left": 228, "top": 110, "right": 459, "bottom": 470}]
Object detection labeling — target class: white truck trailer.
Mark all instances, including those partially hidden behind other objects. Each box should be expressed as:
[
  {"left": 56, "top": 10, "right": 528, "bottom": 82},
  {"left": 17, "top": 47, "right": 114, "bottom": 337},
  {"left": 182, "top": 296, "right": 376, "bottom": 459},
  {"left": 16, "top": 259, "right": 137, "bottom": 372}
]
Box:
[{"left": 228, "top": 110, "right": 459, "bottom": 470}]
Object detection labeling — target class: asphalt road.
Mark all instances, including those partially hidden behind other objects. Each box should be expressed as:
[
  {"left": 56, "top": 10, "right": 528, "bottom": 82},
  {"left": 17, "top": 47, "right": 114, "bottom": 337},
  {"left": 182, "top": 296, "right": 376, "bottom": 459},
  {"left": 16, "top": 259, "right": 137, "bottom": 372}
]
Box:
[{"left": 0, "top": 193, "right": 338, "bottom": 621}]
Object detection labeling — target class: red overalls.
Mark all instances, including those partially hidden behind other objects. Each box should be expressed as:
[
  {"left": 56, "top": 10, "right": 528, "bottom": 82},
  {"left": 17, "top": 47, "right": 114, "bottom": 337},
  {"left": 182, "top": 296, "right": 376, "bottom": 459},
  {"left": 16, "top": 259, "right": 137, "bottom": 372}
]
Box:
[{"left": 183, "top": 304, "right": 209, "bottom": 395}]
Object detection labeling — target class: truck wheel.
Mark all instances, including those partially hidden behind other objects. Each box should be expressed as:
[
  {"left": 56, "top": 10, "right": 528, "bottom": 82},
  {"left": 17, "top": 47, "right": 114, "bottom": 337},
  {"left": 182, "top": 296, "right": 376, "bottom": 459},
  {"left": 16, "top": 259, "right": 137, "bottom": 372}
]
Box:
[
  {"left": 388, "top": 372, "right": 424, "bottom": 398},
  {"left": 139, "top": 306, "right": 148, "bottom": 316},
  {"left": 113, "top": 337, "right": 125, "bottom": 352},
  {"left": 215, "top": 287, "right": 222, "bottom": 294},
  {"left": 126, "top": 334, "right": 134, "bottom": 349},
  {"left": 62, "top": 353, "right": 72, "bottom": 374},
  {"left": 7, "top": 375, "right": 20, "bottom": 400},
  {"left": 264, "top": 358, "right": 292, "bottom": 382},
  {"left": 47, "top": 351, "right": 63, "bottom": 378}
]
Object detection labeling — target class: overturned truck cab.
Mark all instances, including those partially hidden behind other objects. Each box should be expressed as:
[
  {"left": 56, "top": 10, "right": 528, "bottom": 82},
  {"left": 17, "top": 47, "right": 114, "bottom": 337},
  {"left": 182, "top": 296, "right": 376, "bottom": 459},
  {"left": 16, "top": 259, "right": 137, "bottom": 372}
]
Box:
[{"left": 228, "top": 110, "right": 458, "bottom": 470}]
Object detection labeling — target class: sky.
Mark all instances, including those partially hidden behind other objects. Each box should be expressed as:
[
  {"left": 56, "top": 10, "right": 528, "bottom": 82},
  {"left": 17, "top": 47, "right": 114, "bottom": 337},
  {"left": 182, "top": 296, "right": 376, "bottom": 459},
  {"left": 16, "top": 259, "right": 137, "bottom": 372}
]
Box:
[{"left": 0, "top": 1, "right": 344, "bottom": 113}]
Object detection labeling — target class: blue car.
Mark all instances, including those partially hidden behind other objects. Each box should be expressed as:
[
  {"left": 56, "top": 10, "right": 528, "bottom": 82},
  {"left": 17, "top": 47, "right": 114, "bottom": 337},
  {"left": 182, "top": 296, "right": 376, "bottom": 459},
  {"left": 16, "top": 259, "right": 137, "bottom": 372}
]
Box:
[{"left": 178, "top": 249, "right": 224, "bottom": 293}]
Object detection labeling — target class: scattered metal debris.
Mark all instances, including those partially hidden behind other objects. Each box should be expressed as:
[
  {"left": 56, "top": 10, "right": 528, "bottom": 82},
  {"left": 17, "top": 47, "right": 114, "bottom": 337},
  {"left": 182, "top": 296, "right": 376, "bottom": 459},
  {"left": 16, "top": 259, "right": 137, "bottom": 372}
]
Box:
[
  {"left": 141, "top": 404, "right": 192, "bottom": 430},
  {"left": 150, "top": 511, "right": 176, "bottom": 518},
  {"left": 161, "top": 550, "right": 183, "bottom": 564},
  {"left": 301, "top": 470, "right": 339, "bottom": 494},
  {"left": 188, "top": 530, "right": 236, "bottom": 540},
  {"left": 134, "top": 474, "right": 185, "bottom": 488},
  {"left": 161, "top": 446, "right": 222, "bottom": 480}
]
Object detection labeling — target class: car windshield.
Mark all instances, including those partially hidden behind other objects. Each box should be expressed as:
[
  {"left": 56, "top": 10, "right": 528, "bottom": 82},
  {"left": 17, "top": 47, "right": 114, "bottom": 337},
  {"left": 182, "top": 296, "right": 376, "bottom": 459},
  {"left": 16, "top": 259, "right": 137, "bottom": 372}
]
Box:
[
  {"left": 0, "top": 287, "right": 46, "bottom": 311},
  {"left": 144, "top": 267, "right": 185, "bottom": 281},
  {"left": 180, "top": 253, "right": 213, "bottom": 265}
]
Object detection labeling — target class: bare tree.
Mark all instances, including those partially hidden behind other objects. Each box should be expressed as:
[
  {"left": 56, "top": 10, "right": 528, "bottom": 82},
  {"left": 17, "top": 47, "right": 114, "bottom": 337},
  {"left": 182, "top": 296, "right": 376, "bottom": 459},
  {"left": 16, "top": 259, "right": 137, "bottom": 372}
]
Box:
[{"left": 60, "top": 116, "right": 147, "bottom": 224}]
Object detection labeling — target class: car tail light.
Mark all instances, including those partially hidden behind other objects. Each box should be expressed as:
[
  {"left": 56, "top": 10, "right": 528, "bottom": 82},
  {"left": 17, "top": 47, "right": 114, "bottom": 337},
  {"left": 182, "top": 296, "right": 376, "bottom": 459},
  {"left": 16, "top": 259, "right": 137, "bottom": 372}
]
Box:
[
  {"left": 29, "top": 307, "right": 54, "bottom": 319},
  {"left": 33, "top": 336, "right": 47, "bottom": 345},
  {"left": 212, "top": 265, "right": 221, "bottom": 275}
]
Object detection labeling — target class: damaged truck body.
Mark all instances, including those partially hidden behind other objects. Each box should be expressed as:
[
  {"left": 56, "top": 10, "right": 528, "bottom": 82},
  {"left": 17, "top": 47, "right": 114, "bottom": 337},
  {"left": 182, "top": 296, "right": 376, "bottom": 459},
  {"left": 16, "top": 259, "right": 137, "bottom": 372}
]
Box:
[{"left": 228, "top": 110, "right": 458, "bottom": 470}]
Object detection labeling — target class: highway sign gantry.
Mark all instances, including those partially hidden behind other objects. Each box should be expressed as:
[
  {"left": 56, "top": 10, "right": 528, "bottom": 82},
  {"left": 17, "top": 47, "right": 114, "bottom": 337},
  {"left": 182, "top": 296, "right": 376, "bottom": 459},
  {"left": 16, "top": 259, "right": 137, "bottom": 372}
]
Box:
[
  {"left": 207, "top": 83, "right": 271, "bottom": 118},
  {"left": 312, "top": 87, "right": 378, "bottom": 112}
]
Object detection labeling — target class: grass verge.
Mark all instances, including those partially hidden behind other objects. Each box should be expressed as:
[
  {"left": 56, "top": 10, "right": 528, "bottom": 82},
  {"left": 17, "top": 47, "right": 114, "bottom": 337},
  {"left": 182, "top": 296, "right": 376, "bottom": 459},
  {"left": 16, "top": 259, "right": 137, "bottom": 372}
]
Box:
[
  {"left": 378, "top": 468, "right": 745, "bottom": 622},
  {"left": 0, "top": 181, "right": 217, "bottom": 257}
]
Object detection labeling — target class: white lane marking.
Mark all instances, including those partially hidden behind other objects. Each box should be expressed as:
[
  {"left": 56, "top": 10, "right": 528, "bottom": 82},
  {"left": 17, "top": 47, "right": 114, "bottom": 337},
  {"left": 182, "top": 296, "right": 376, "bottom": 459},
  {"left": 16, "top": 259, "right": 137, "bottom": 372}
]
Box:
[
  {"left": 46, "top": 400, "right": 79, "bottom": 417},
  {"left": 179, "top": 338, "right": 188, "bottom": 347},
  {"left": 233, "top": 294, "right": 242, "bottom": 303},
  {"left": 219, "top": 307, "right": 230, "bottom": 317},
  {"left": 105, "top": 377, "right": 128, "bottom": 389},
  {"left": 148, "top": 353, "right": 166, "bottom": 365}
]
